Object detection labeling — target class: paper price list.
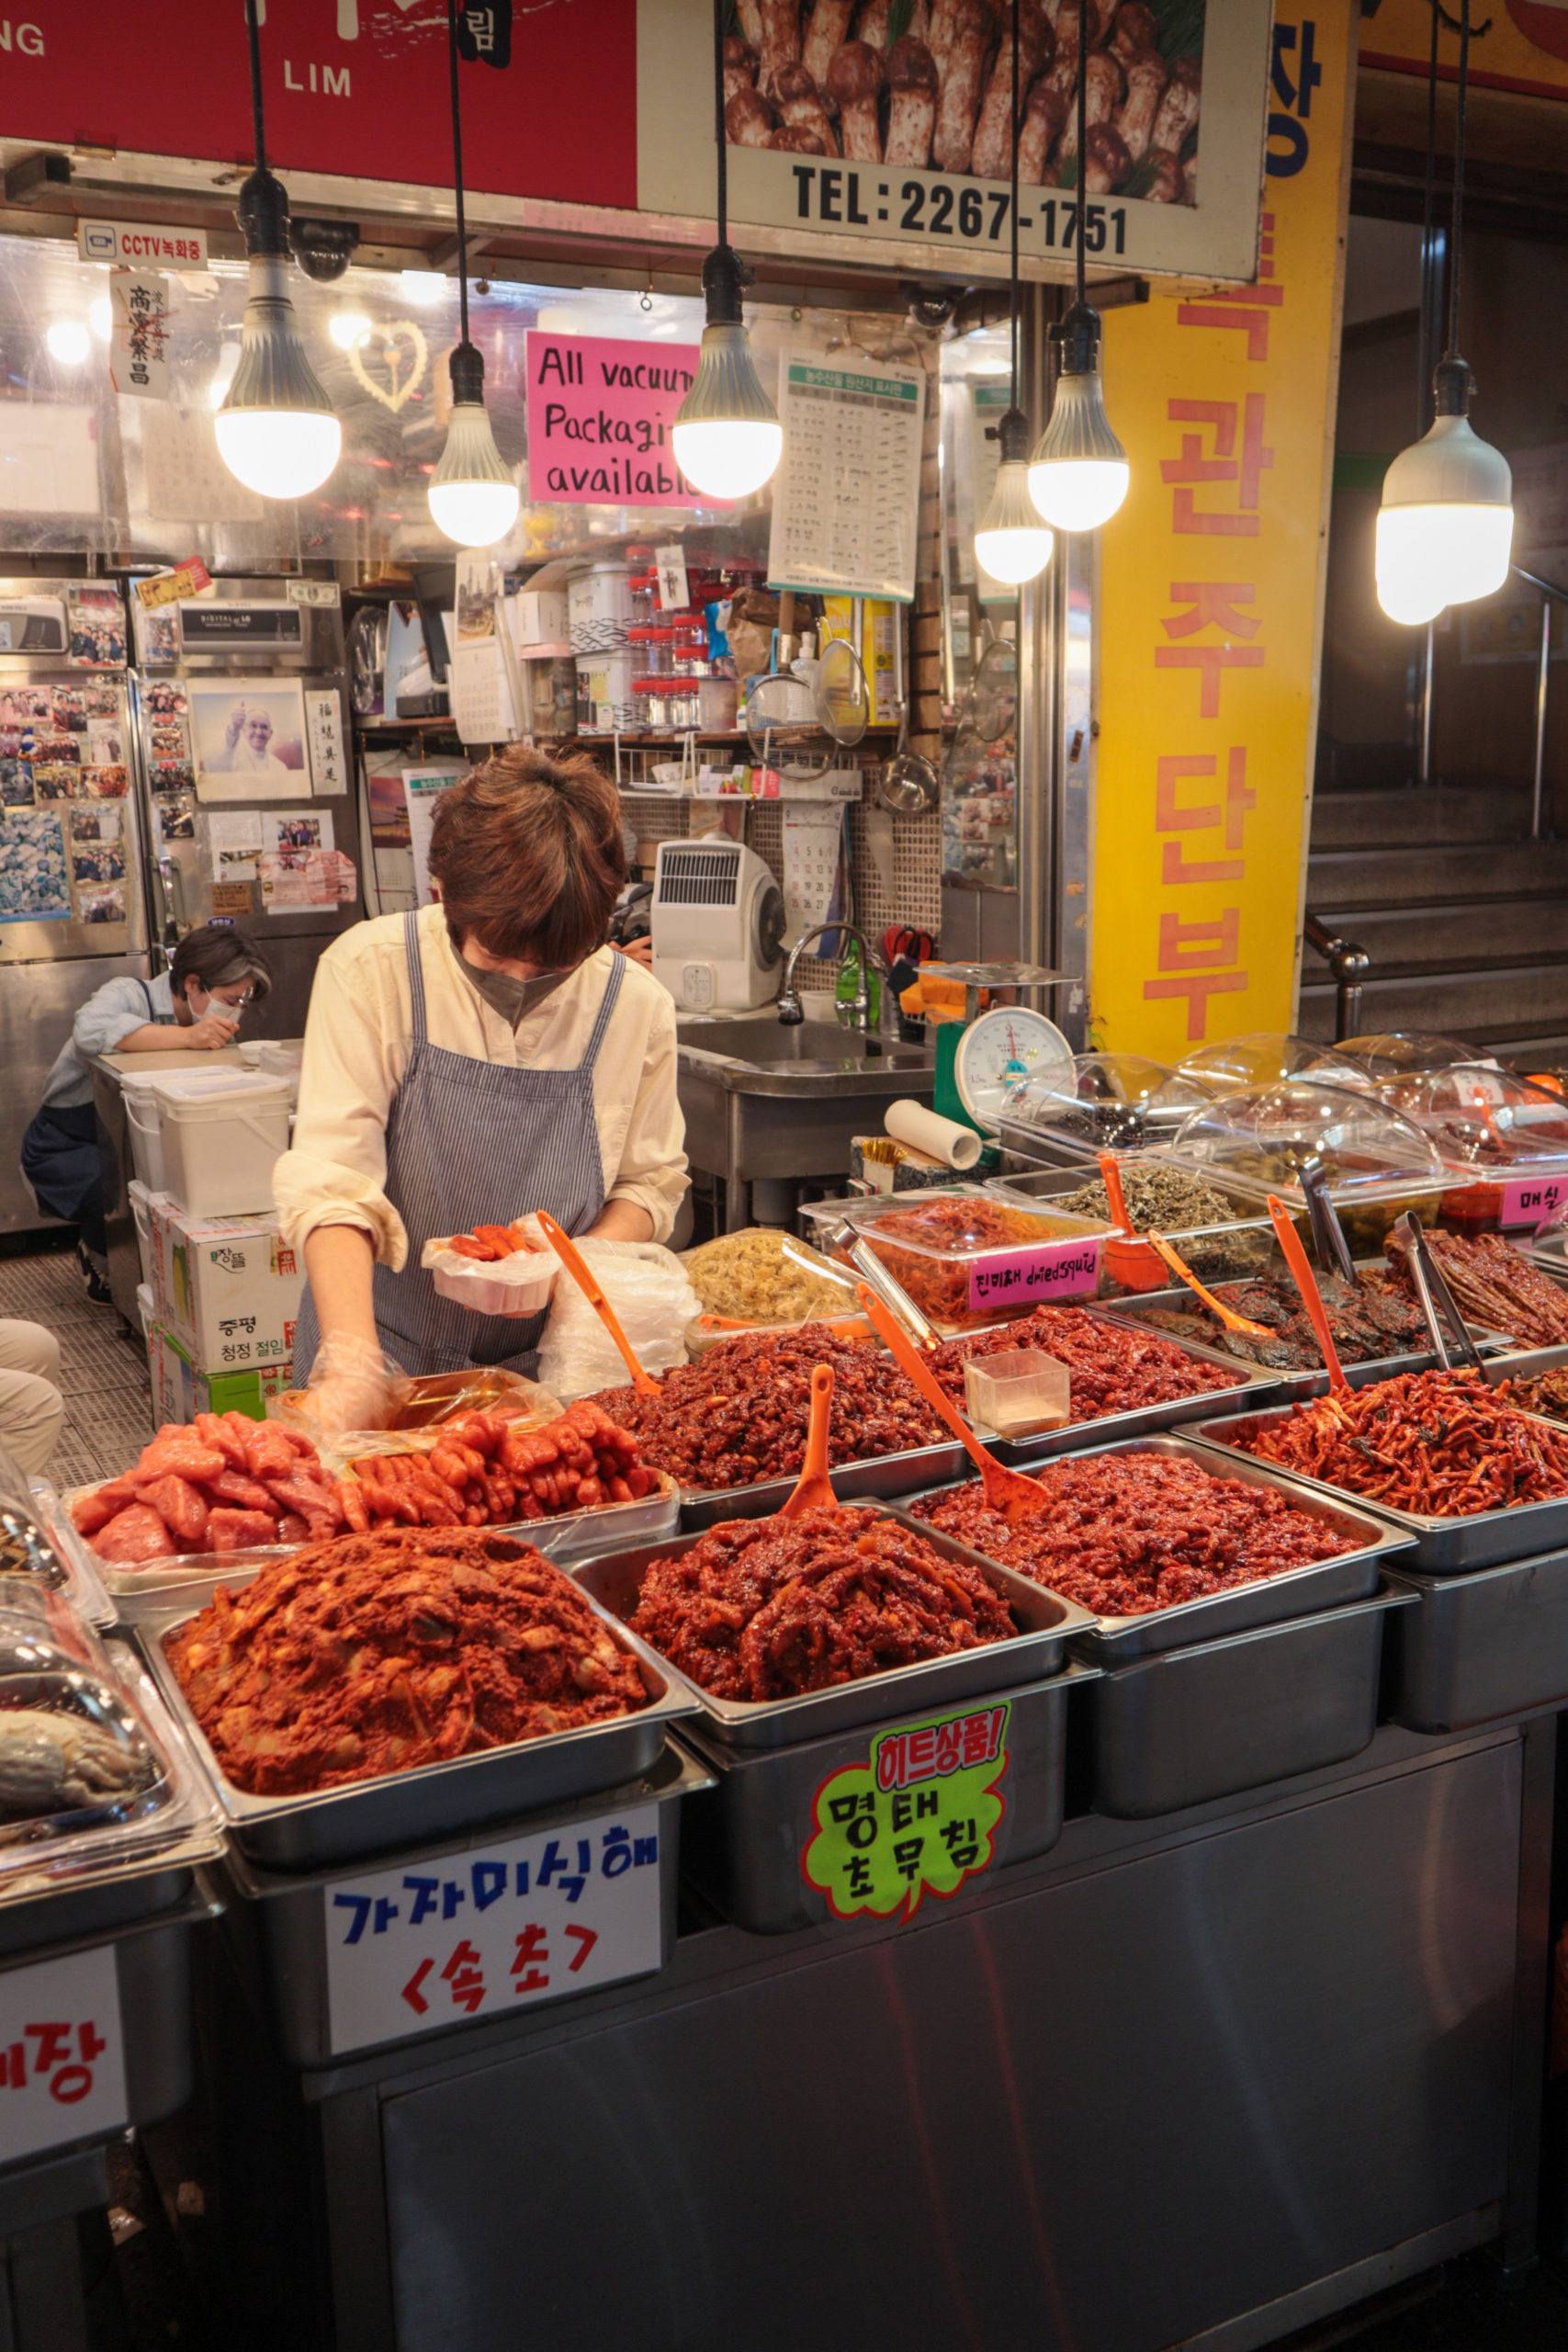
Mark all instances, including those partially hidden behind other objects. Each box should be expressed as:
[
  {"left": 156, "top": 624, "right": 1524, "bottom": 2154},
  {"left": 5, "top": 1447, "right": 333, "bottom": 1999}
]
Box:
[{"left": 767, "top": 351, "right": 926, "bottom": 604}]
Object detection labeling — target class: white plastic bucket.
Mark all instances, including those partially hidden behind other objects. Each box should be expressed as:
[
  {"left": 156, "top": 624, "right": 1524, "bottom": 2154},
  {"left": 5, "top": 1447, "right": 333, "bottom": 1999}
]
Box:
[
  {"left": 148, "top": 1069, "right": 292, "bottom": 1216},
  {"left": 120, "top": 1075, "right": 167, "bottom": 1196},
  {"left": 135, "top": 1283, "right": 154, "bottom": 1344},
  {"left": 127, "top": 1178, "right": 156, "bottom": 1292}
]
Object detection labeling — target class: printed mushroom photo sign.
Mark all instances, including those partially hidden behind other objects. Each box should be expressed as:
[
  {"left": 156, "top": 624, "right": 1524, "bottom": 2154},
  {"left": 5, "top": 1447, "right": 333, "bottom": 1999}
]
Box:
[{"left": 724, "top": 0, "right": 1201, "bottom": 205}]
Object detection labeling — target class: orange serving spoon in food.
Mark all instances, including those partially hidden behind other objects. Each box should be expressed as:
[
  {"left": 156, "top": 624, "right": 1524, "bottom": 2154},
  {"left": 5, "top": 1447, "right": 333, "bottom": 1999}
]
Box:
[
  {"left": 1097, "top": 1151, "right": 1133, "bottom": 1235},
  {"left": 536, "top": 1210, "right": 660, "bottom": 1398},
  {"left": 1265, "top": 1193, "right": 1350, "bottom": 1392},
  {"left": 777, "top": 1363, "right": 839, "bottom": 1520},
  {"left": 1145, "top": 1230, "right": 1277, "bottom": 1343},
  {"left": 855, "top": 1284, "right": 1052, "bottom": 1522}
]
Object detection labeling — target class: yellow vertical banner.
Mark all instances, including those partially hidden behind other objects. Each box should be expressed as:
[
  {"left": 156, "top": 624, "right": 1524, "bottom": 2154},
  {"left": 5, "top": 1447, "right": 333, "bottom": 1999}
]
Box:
[{"left": 1089, "top": 3, "right": 1356, "bottom": 1055}]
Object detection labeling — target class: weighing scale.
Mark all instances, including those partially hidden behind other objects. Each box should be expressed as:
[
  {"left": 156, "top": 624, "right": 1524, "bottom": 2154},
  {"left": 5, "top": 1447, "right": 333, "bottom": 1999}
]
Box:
[{"left": 919, "top": 961, "right": 1075, "bottom": 1144}]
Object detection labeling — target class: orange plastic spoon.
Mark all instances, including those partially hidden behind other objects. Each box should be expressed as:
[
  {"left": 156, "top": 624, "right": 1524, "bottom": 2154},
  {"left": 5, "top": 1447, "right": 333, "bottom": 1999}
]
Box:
[
  {"left": 855, "top": 1284, "right": 1051, "bottom": 1521},
  {"left": 778, "top": 1363, "right": 838, "bottom": 1520},
  {"left": 1145, "top": 1230, "right": 1276, "bottom": 1342},
  {"left": 1097, "top": 1151, "right": 1132, "bottom": 1236},
  {"left": 1265, "top": 1193, "right": 1349, "bottom": 1391},
  {"left": 536, "top": 1210, "right": 660, "bottom": 1398}
]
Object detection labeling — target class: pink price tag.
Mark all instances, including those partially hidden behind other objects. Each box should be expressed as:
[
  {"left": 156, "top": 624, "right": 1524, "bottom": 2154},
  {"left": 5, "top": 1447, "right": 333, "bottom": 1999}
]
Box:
[
  {"left": 967, "top": 1237, "right": 1103, "bottom": 1315},
  {"left": 1499, "top": 1176, "right": 1568, "bottom": 1227}
]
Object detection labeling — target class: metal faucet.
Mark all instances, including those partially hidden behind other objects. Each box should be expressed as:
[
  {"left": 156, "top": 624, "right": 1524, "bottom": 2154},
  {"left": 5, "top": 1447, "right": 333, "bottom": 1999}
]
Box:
[{"left": 777, "top": 923, "right": 889, "bottom": 1029}]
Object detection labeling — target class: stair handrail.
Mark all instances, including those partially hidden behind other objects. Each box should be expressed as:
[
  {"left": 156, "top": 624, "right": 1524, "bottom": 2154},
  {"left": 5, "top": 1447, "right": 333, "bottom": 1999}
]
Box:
[{"left": 1303, "top": 912, "right": 1371, "bottom": 1044}]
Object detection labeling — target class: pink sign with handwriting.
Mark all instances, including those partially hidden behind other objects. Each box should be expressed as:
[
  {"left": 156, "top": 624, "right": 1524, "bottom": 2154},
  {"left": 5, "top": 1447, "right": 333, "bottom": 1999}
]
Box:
[
  {"left": 1499, "top": 1174, "right": 1568, "bottom": 1227},
  {"left": 967, "top": 1238, "right": 1104, "bottom": 1315},
  {"left": 525, "top": 332, "right": 711, "bottom": 506}
]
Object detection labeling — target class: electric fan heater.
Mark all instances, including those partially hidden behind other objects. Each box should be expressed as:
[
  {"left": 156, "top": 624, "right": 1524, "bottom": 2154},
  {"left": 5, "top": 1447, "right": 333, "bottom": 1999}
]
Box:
[{"left": 650, "top": 840, "right": 786, "bottom": 1012}]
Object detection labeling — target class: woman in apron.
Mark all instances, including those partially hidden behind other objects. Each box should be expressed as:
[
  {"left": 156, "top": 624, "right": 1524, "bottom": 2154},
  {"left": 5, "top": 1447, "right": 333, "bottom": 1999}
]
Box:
[
  {"left": 274, "top": 747, "right": 688, "bottom": 1432},
  {"left": 22, "top": 923, "right": 272, "bottom": 1301}
]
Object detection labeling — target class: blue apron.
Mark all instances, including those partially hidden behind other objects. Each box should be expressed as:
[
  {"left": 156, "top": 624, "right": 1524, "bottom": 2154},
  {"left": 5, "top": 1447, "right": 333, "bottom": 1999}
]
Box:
[
  {"left": 293, "top": 916, "right": 624, "bottom": 1382},
  {"left": 22, "top": 980, "right": 162, "bottom": 1244}
]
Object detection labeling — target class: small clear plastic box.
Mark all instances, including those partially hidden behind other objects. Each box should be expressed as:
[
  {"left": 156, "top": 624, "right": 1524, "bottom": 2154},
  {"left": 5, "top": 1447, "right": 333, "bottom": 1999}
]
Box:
[{"left": 962, "top": 1350, "right": 1071, "bottom": 1438}]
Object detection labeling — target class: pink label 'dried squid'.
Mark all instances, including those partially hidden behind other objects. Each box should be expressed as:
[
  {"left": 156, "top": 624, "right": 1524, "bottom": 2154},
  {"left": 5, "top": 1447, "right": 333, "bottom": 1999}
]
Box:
[{"left": 967, "top": 1238, "right": 1104, "bottom": 1316}]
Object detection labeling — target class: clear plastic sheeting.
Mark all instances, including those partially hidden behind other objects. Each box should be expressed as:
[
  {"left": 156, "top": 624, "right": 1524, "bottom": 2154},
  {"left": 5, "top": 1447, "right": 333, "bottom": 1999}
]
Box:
[
  {"left": 1371, "top": 1065, "right": 1568, "bottom": 1175},
  {"left": 0, "top": 235, "right": 898, "bottom": 568},
  {"left": 1002, "top": 1052, "right": 1219, "bottom": 1151},
  {"left": 1171, "top": 1080, "right": 1450, "bottom": 1199},
  {"left": 1337, "top": 1031, "right": 1495, "bottom": 1080}
]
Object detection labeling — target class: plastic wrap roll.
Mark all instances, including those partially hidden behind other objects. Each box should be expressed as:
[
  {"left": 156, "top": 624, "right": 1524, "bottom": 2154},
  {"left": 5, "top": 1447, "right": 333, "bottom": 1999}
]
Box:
[{"left": 886, "top": 1099, "right": 982, "bottom": 1171}]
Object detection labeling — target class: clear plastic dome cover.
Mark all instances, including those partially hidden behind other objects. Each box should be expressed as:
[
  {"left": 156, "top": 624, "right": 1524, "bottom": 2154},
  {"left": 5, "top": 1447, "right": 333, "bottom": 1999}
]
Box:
[
  {"left": 1179, "top": 1032, "right": 1365, "bottom": 1091},
  {"left": 1005, "top": 1052, "right": 1218, "bottom": 1147},
  {"left": 1337, "top": 1031, "right": 1488, "bottom": 1079},
  {"left": 1172, "top": 1079, "right": 1450, "bottom": 1197},
  {"left": 1370, "top": 1064, "right": 1568, "bottom": 1171}
]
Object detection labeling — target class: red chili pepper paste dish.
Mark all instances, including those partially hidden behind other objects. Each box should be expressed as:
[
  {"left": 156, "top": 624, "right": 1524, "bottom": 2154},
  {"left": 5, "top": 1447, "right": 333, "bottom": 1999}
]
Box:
[
  {"left": 926, "top": 1305, "right": 1241, "bottom": 1423},
  {"left": 1232, "top": 1369, "right": 1568, "bottom": 1519},
  {"left": 910, "top": 1452, "right": 1360, "bottom": 1617},
  {"left": 627, "top": 1505, "right": 1016, "bottom": 1701}
]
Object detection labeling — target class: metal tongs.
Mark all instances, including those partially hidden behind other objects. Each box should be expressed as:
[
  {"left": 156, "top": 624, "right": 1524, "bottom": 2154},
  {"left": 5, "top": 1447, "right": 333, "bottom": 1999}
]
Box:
[
  {"left": 1394, "top": 1212, "right": 1483, "bottom": 1373},
  {"left": 1300, "top": 1156, "right": 1357, "bottom": 1286},
  {"left": 816, "top": 1216, "right": 938, "bottom": 1350}
]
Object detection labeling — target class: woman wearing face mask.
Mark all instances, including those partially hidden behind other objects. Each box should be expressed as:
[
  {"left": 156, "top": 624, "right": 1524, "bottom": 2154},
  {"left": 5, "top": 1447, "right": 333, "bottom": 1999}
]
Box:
[
  {"left": 274, "top": 747, "right": 688, "bottom": 1430},
  {"left": 22, "top": 922, "right": 273, "bottom": 1302}
]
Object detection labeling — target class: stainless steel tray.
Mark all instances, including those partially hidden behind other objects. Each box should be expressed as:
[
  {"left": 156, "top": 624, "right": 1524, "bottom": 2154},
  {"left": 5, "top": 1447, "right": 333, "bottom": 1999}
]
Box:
[
  {"left": 970, "top": 1310, "right": 1283, "bottom": 1463},
  {"left": 677, "top": 1440, "right": 973, "bottom": 1531},
  {"left": 1097, "top": 1294, "right": 1514, "bottom": 1401},
  {"left": 136, "top": 1589, "right": 698, "bottom": 1872},
  {"left": 571, "top": 1500, "right": 1099, "bottom": 1751},
  {"left": 1190, "top": 1380, "right": 1568, "bottom": 1571},
  {"left": 1382, "top": 1550, "right": 1568, "bottom": 1733},
  {"left": 893, "top": 1431, "right": 1411, "bottom": 1661}
]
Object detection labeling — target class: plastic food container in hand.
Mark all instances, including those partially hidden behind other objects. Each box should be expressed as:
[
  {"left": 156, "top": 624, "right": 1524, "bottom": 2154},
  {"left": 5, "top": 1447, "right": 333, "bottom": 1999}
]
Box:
[
  {"left": 963, "top": 1349, "right": 1070, "bottom": 1438},
  {"left": 421, "top": 1225, "right": 558, "bottom": 1319}
]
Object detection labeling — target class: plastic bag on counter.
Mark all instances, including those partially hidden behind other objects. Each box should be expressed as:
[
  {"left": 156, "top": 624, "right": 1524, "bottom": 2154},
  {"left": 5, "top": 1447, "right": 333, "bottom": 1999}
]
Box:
[{"left": 536, "top": 1239, "right": 702, "bottom": 1402}]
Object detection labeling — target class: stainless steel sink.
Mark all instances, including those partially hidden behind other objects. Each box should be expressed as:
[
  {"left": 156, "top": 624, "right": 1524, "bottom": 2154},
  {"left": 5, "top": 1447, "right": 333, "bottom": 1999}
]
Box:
[
  {"left": 674, "top": 1014, "right": 939, "bottom": 1227},
  {"left": 677, "top": 1017, "right": 934, "bottom": 1079}
]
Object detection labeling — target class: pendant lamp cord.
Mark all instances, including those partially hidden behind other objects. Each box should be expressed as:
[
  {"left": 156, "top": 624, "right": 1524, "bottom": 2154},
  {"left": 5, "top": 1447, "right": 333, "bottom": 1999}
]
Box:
[
  {"left": 446, "top": 0, "right": 470, "bottom": 349},
  {"left": 713, "top": 0, "right": 729, "bottom": 254},
  {"left": 244, "top": 0, "right": 267, "bottom": 173},
  {"left": 1418, "top": 0, "right": 1438, "bottom": 431},
  {"left": 1446, "top": 0, "right": 1468, "bottom": 361},
  {"left": 1010, "top": 0, "right": 1021, "bottom": 401},
  {"left": 1075, "top": 0, "right": 1088, "bottom": 309}
]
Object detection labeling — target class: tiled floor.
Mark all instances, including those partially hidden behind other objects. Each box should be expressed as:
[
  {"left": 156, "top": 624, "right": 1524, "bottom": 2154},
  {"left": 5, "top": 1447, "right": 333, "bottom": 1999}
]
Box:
[{"left": 0, "top": 1242, "right": 152, "bottom": 1489}]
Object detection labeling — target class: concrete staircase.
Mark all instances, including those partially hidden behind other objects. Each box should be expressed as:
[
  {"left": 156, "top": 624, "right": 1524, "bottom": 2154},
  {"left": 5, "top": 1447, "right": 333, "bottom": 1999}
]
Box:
[{"left": 1301, "top": 789, "right": 1568, "bottom": 1058}]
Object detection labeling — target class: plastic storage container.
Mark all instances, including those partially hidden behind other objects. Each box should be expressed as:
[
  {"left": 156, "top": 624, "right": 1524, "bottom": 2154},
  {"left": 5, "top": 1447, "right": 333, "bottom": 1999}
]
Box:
[
  {"left": 1168, "top": 1079, "right": 1465, "bottom": 1257},
  {"left": 147, "top": 1069, "right": 291, "bottom": 1216},
  {"left": 1177, "top": 1031, "right": 1368, "bottom": 1091},
  {"left": 996, "top": 1053, "right": 1219, "bottom": 1167},
  {"left": 800, "top": 1185, "right": 1116, "bottom": 1333},
  {"left": 567, "top": 560, "right": 633, "bottom": 654},
  {"left": 1336, "top": 1030, "right": 1484, "bottom": 1080},
  {"left": 120, "top": 1073, "right": 168, "bottom": 1195},
  {"left": 986, "top": 1152, "right": 1287, "bottom": 1295},
  {"left": 1366, "top": 1063, "right": 1568, "bottom": 1232}
]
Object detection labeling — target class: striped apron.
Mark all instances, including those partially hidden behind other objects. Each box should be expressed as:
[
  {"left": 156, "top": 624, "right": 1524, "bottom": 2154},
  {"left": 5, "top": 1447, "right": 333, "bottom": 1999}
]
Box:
[{"left": 292, "top": 912, "right": 625, "bottom": 1381}]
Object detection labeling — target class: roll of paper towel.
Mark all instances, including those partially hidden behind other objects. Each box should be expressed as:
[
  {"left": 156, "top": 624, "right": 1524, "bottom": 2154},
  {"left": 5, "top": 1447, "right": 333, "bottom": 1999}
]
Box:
[{"left": 886, "top": 1100, "right": 982, "bottom": 1171}]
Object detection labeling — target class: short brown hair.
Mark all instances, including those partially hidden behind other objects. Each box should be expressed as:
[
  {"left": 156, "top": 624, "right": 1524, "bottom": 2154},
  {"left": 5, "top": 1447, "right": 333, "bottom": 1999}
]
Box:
[{"left": 427, "top": 746, "right": 626, "bottom": 967}]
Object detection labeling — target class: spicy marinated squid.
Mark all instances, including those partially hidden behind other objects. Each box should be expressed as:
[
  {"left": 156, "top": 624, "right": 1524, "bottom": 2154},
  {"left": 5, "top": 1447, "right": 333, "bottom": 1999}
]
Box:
[{"left": 1232, "top": 1371, "right": 1568, "bottom": 1519}]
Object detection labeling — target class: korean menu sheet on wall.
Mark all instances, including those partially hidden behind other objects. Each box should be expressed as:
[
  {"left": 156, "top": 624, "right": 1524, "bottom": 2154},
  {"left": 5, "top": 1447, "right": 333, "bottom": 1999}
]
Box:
[{"left": 766, "top": 351, "right": 926, "bottom": 605}]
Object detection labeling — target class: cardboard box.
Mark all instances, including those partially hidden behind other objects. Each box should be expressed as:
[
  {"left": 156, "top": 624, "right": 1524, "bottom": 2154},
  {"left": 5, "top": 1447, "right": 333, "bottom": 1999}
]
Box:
[
  {"left": 148, "top": 1196, "right": 304, "bottom": 1373},
  {"left": 148, "top": 1324, "right": 293, "bottom": 1426}
]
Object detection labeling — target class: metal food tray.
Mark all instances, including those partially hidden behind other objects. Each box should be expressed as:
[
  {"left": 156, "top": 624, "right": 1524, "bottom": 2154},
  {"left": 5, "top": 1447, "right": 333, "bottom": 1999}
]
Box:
[
  {"left": 675, "top": 1664, "right": 1096, "bottom": 1937},
  {"left": 1382, "top": 1550, "right": 1568, "bottom": 1733},
  {"left": 215, "top": 1741, "right": 709, "bottom": 2068},
  {"left": 136, "top": 1587, "right": 698, "bottom": 1872},
  {"left": 893, "top": 1432, "right": 1411, "bottom": 1661},
  {"left": 1097, "top": 1293, "right": 1514, "bottom": 1401},
  {"left": 1077, "top": 1584, "right": 1415, "bottom": 1820},
  {"left": 1190, "top": 1378, "right": 1568, "bottom": 1570},
  {"left": 571, "top": 1500, "right": 1100, "bottom": 1751},
  {"left": 967, "top": 1310, "right": 1283, "bottom": 1463},
  {"left": 677, "top": 1439, "right": 973, "bottom": 1532}
]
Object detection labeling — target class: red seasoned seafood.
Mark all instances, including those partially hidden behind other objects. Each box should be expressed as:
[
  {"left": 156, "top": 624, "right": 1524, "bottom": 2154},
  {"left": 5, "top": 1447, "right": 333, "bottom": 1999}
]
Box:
[
  {"left": 346, "top": 1401, "right": 655, "bottom": 1529},
  {"left": 1384, "top": 1228, "right": 1568, "bottom": 1349},
  {"left": 591, "top": 1324, "right": 943, "bottom": 1490},
  {"left": 1233, "top": 1369, "right": 1568, "bottom": 1517},
  {"left": 72, "top": 1416, "right": 344, "bottom": 1566},
  {"left": 628, "top": 1505, "right": 1016, "bottom": 1701},
  {"left": 167, "top": 1526, "right": 649, "bottom": 1796},
  {"left": 926, "top": 1305, "right": 1239, "bottom": 1420}
]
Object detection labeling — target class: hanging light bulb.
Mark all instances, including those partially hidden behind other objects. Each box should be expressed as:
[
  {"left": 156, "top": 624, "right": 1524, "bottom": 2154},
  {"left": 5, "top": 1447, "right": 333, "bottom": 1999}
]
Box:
[
  {"left": 216, "top": 0, "right": 340, "bottom": 500},
  {"left": 671, "top": 0, "right": 782, "bottom": 502},
  {"left": 1375, "top": 0, "right": 1512, "bottom": 624},
  {"left": 971, "top": 0, "right": 1052, "bottom": 587},
  {"left": 1027, "top": 0, "right": 1128, "bottom": 535},
  {"left": 427, "top": 0, "right": 520, "bottom": 548}
]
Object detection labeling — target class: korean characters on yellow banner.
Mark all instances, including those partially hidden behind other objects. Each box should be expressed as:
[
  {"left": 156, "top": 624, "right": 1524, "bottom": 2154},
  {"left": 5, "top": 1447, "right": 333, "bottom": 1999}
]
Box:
[{"left": 1090, "top": 6, "right": 1354, "bottom": 1056}]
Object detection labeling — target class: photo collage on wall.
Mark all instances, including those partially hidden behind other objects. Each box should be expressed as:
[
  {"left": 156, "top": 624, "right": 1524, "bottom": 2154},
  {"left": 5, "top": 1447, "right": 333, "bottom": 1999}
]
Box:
[{"left": 0, "top": 684, "right": 130, "bottom": 924}]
